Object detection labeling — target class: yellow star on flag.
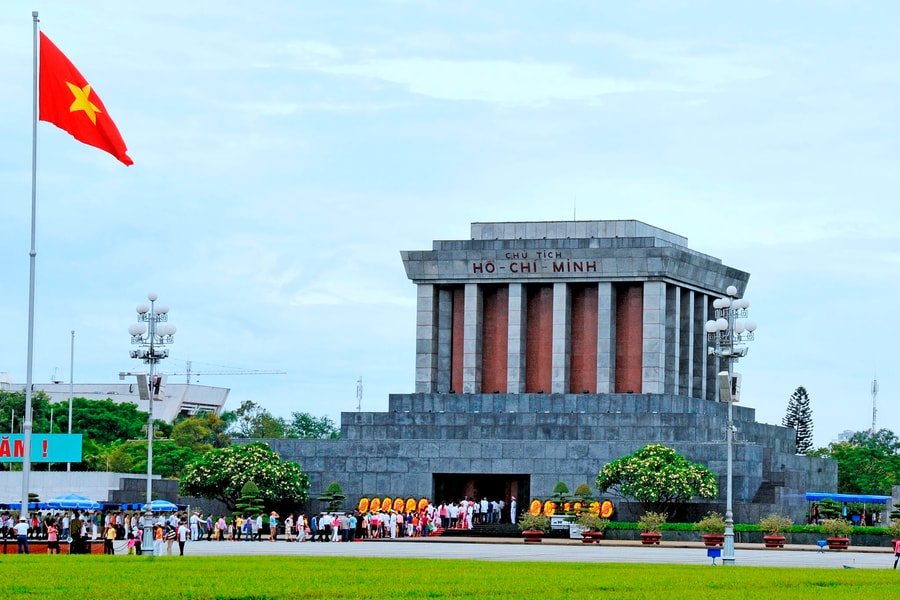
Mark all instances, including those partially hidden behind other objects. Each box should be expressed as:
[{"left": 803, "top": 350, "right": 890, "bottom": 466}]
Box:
[{"left": 65, "top": 81, "right": 102, "bottom": 125}]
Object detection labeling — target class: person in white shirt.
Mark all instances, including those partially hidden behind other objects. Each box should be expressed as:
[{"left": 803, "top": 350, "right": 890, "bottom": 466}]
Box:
[
  {"left": 177, "top": 521, "right": 190, "bottom": 555},
  {"left": 14, "top": 518, "right": 30, "bottom": 554},
  {"left": 284, "top": 515, "right": 294, "bottom": 542},
  {"left": 190, "top": 512, "right": 199, "bottom": 541}
]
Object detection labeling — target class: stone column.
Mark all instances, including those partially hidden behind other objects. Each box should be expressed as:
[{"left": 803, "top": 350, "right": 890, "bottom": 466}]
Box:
[
  {"left": 507, "top": 283, "right": 526, "bottom": 393},
  {"left": 678, "top": 288, "right": 695, "bottom": 397},
  {"left": 692, "top": 292, "right": 710, "bottom": 400},
  {"left": 436, "top": 288, "right": 454, "bottom": 393},
  {"left": 664, "top": 284, "right": 679, "bottom": 394},
  {"left": 414, "top": 284, "right": 438, "bottom": 393},
  {"left": 700, "top": 293, "right": 716, "bottom": 401},
  {"left": 641, "top": 281, "right": 666, "bottom": 394},
  {"left": 462, "top": 283, "right": 483, "bottom": 393},
  {"left": 551, "top": 282, "right": 571, "bottom": 394},
  {"left": 596, "top": 282, "right": 614, "bottom": 393}
]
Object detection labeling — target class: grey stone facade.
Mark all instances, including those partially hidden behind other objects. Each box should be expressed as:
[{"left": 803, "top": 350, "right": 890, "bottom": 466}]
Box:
[
  {"left": 402, "top": 220, "right": 751, "bottom": 399},
  {"left": 263, "top": 221, "right": 837, "bottom": 525},
  {"left": 268, "top": 392, "right": 834, "bottom": 523}
]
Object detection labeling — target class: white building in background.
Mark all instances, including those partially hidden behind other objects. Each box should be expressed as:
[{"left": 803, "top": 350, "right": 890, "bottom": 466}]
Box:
[
  {"left": 835, "top": 429, "right": 857, "bottom": 443},
  {"left": 0, "top": 379, "right": 228, "bottom": 423}
]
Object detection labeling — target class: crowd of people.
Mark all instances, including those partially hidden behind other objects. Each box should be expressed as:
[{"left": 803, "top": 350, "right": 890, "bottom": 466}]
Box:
[
  {"left": 807, "top": 502, "right": 882, "bottom": 526},
  {"left": 0, "top": 496, "right": 517, "bottom": 554}
]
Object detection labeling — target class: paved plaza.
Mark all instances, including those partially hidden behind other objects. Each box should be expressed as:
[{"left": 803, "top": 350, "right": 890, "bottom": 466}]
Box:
[{"left": 162, "top": 537, "right": 896, "bottom": 569}]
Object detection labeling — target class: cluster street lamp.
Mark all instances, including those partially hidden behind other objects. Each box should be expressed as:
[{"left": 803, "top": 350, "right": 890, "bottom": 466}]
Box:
[
  {"left": 705, "top": 285, "right": 756, "bottom": 566},
  {"left": 128, "top": 292, "right": 175, "bottom": 555}
]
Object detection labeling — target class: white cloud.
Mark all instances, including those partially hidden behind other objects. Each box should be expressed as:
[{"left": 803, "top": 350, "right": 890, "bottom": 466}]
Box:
[{"left": 317, "top": 58, "right": 684, "bottom": 106}]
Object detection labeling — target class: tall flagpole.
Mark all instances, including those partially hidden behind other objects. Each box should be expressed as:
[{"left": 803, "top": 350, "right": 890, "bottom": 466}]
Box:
[
  {"left": 21, "top": 10, "right": 41, "bottom": 521},
  {"left": 67, "top": 330, "right": 74, "bottom": 471}
]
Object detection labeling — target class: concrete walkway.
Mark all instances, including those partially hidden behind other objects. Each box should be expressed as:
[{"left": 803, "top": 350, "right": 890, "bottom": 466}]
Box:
[{"left": 163, "top": 537, "right": 897, "bottom": 569}]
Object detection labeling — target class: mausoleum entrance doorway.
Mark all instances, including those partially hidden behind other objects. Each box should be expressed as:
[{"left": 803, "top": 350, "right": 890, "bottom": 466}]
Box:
[{"left": 432, "top": 473, "right": 530, "bottom": 522}]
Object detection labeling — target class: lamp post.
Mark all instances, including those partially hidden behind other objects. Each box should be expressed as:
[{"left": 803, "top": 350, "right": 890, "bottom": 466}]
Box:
[
  {"left": 705, "top": 285, "right": 756, "bottom": 566},
  {"left": 128, "top": 292, "right": 175, "bottom": 555}
]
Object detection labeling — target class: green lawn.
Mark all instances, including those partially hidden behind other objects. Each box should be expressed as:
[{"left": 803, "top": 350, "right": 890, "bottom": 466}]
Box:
[{"left": 0, "top": 556, "right": 898, "bottom": 599}]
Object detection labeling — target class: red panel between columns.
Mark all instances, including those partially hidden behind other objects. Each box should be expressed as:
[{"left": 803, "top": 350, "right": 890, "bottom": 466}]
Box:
[{"left": 615, "top": 283, "right": 643, "bottom": 394}]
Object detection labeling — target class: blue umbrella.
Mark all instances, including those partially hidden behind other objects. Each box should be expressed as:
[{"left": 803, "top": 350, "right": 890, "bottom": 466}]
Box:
[
  {"left": 142, "top": 499, "right": 178, "bottom": 512},
  {"left": 45, "top": 494, "right": 102, "bottom": 511}
]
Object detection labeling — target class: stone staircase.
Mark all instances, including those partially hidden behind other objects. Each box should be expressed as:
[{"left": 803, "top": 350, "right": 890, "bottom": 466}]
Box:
[{"left": 439, "top": 523, "right": 521, "bottom": 538}]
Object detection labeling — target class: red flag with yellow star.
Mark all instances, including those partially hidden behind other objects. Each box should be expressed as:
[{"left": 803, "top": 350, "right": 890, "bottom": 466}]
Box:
[{"left": 39, "top": 32, "right": 133, "bottom": 166}]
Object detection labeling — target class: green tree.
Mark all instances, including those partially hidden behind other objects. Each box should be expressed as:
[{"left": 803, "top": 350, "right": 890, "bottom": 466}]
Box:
[
  {"left": 234, "top": 480, "right": 266, "bottom": 516},
  {"left": 105, "top": 443, "right": 138, "bottom": 473},
  {"left": 52, "top": 398, "right": 158, "bottom": 445},
  {"left": 548, "top": 481, "right": 571, "bottom": 505},
  {"left": 596, "top": 444, "right": 719, "bottom": 515},
  {"left": 90, "top": 440, "right": 199, "bottom": 478},
  {"left": 228, "top": 400, "right": 287, "bottom": 438},
  {"left": 172, "top": 413, "right": 230, "bottom": 452},
  {"left": 782, "top": 386, "right": 814, "bottom": 454},
  {"left": 317, "top": 481, "right": 347, "bottom": 511},
  {"left": 573, "top": 483, "right": 594, "bottom": 505},
  {"left": 0, "top": 390, "right": 53, "bottom": 433},
  {"left": 287, "top": 412, "right": 340, "bottom": 439},
  {"left": 809, "top": 429, "right": 900, "bottom": 495},
  {"left": 179, "top": 442, "right": 309, "bottom": 510}
]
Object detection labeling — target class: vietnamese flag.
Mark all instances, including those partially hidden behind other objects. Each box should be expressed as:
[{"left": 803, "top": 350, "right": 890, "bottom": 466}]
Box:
[{"left": 39, "top": 32, "right": 132, "bottom": 166}]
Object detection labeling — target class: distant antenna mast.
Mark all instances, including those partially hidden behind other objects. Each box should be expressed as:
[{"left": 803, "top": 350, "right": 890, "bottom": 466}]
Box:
[
  {"left": 356, "top": 376, "right": 363, "bottom": 412},
  {"left": 871, "top": 376, "right": 879, "bottom": 432}
]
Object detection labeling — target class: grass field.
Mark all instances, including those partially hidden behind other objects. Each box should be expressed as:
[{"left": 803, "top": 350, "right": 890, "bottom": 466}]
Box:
[{"left": 0, "top": 556, "right": 899, "bottom": 599}]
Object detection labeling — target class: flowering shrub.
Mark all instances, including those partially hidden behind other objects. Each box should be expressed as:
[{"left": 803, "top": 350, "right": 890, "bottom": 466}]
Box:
[
  {"left": 693, "top": 511, "right": 726, "bottom": 534},
  {"left": 517, "top": 512, "right": 550, "bottom": 533},
  {"left": 821, "top": 518, "right": 853, "bottom": 537},
  {"left": 576, "top": 513, "right": 610, "bottom": 533},
  {"left": 637, "top": 511, "right": 667, "bottom": 533},
  {"left": 595, "top": 444, "right": 718, "bottom": 514},
  {"left": 759, "top": 513, "right": 793, "bottom": 535},
  {"left": 179, "top": 442, "right": 310, "bottom": 510}
]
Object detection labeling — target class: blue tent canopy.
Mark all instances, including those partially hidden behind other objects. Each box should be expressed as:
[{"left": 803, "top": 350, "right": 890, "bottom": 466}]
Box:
[
  {"left": 142, "top": 499, "right": 179, "bottom": 512},
  {"left": 806, "top": 493, "right": 891, "bottom": 504},
  {"left": 45, "top": 494, "right": 102, "bottom": 510},
  {"left": 0, "top": 502, "right": 47, "bottom": 510}
]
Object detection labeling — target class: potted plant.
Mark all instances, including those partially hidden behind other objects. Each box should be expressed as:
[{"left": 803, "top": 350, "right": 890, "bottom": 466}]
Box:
[
  {"left": 518, "top": 512, "right": 550, "bottom": 543},
  {"left": 637, "top": 511, "right": 666, "bottom": 545},
  {"left": 573, "top": 483, "right": 594, "bottom": 514},
  {"left": 693, "top": 511, "right": 726, "bottom": 547},
  {"left": 759, "top": 513, "right": 793, "bottom": 548},
  {"left": 575, "top": 512, "right": 609, "bottom": 544},
  {"left": 820, "top": 518, "right": 852, "bottom": 550}
]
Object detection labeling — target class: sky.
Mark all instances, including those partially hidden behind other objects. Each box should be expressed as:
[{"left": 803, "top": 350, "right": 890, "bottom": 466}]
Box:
[{"left": 0, "top": 1, "right": 897, "bottom": 449}]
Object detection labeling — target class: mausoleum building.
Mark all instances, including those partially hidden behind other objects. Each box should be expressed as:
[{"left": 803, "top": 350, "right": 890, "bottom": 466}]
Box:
[{"left": 268, "top": 221, "right": 835, "bottom": 522}]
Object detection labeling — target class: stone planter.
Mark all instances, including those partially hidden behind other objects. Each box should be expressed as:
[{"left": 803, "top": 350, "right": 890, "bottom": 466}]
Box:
[
  {"left": 702, "top": 534, "right": 724, "bottom": 547},
  {"left": 763, "top": 535, "right": 786, "bottom": 548},
  {"left": 522, "top": 530, "right": 544, "bottom": 544},
  {"left": 640, "top": 532, "right": 662, "bottom": 545},
  {"left": 827, "top": 537, "right": 850, "bottom": 550},
  {"left": 581, "top": 531, "right": 604, "bottom": 544}
]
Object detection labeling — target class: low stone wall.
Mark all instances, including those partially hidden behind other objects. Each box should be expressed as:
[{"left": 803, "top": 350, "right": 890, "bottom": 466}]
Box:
[
  {"left": 0, "top": 538, "right": 104, "bottom": 554},
  {"left": 602, "top": 528, "right": 895, "bottom": 549}
]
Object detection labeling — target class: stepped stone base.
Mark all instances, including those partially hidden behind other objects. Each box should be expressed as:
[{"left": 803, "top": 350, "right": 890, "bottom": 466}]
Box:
[{"left": 260, "top": 392, "right": 836, "bottom": 524}]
